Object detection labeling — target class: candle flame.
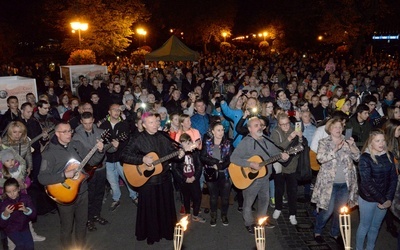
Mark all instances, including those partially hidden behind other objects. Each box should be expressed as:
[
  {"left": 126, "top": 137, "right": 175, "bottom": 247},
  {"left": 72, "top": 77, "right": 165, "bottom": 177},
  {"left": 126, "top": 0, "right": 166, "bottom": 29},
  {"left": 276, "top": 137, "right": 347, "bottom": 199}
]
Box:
[
  {"left": 340, "top": 206, "right": 349, "bottom": 214},
  {"left": 258, "top": 216, "right": 268, "bottom": 226},
  {"left": 177, "top": 215, "right": 189, "bottom": 231}
]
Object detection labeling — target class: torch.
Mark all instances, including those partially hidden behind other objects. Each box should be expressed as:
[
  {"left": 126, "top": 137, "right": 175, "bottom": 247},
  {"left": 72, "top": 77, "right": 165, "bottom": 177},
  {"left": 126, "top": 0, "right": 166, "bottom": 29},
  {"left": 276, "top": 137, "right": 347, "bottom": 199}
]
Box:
[
  {"left": 339, "top": 206, "right": 351, "bottom": 250},
  {"left": 174, "top": 215, "right": 189, "bottom": 250},
  {"left": 255, "top": 217, "right": 268, "bottom": 250}
]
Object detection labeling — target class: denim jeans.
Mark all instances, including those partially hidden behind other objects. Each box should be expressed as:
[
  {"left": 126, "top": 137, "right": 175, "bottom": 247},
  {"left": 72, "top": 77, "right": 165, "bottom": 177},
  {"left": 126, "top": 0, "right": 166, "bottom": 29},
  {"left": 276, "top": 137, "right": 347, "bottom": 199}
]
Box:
[
  {"left": 356, "top": 196, "right": 387, "bottom": 250},
  {"left": 269, "top": 179, "right": 275, "bottom": 200},
  {"left": 207, "top": 176, "right": 232, "bottom": 215},
  {"left": 243, "top": 176, "right": 270, "bottom": 227},
  {"left": 8, "top": 229, "right": 34, "bottom": 250},
  {"left": 314, "top": 183, "right": 348, "bottom": 237},
  {"left": 106, "top": 161, "right": 137, "bottom": 202}
]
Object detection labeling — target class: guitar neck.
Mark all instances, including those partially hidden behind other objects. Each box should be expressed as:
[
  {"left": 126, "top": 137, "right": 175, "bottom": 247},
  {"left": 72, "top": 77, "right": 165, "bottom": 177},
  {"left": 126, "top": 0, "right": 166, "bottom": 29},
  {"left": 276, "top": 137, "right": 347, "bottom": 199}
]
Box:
[
  {"left": 153, "top": 151, "right": 180, "bottom": 165},
  {"left": 78, "top": 145, "right": 99, "bottom": 171},
  {"left": 260, "top": 154, "right": 282, "bottom": 167},
  {"left": 30, "top": 128, "right": 55, "bottom": 144}
]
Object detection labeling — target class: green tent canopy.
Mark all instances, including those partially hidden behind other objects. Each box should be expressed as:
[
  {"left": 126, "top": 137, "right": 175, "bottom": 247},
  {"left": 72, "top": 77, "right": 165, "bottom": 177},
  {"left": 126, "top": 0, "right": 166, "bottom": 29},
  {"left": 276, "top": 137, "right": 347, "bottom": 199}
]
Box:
[{"left": 145, "top": 35, "right": 200, "bottom": 61}]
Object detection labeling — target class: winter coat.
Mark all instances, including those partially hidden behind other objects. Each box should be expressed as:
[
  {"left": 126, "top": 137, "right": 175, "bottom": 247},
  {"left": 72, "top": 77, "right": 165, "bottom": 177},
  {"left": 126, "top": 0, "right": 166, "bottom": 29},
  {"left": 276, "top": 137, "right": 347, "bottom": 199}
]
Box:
[
  {"left": 358, "top": 151, "right": 397, "bottom": 204},
  {"left": 200, "top": 137, "right": 233, "bottom": 179},
  {"left": 0, "top": 193, "right": 36, "bottom": 234},
  {"left": 311, "top": 135, "right": 360, "bottom": 210},
  {"left": 270, "top": 126, "right": 300, "bottom": 174}
]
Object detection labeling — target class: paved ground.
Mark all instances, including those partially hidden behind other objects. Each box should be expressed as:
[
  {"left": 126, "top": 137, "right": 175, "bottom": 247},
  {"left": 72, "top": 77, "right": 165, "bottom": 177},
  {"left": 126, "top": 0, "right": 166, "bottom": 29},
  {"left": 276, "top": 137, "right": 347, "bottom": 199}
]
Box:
[{"left": 29, "top": 187, "right": 399, "bottom": 250}]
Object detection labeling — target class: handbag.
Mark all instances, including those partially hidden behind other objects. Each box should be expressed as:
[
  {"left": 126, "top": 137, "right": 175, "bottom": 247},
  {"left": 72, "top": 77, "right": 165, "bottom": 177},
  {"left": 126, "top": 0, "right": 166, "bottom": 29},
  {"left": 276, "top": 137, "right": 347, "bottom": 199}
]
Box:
[
  {"left": 295, "top": 138, "right": 312, "bottom": 181},
  {"left": 204, "top": 166, "right": 218, "bottom": 182}
]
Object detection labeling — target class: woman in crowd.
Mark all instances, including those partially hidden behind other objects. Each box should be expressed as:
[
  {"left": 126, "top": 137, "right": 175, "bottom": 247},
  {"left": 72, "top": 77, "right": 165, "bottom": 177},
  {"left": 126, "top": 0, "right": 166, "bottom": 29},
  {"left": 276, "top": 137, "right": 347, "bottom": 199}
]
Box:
[
  {"left": 2, "top": 121, "right": 32, "bottom": 177},
  {"left": 261, "top": 101, "right": 278, "bottom": 136},
  {"left": 356, "top": 129, "right": 397, "bottom": 250},
  {"left": 200, "top": 122, "right": 233, "bottom": 227},
  {"left": 167, "top": 112, "right": 180, "bottom": 140},
  {"left": 387, "top": 106, "right": 400, "bottom": 121},
  {"left": 383, "top": 119, "right": 400, "bottom": 237},
  {"left": 276, "top": 90, "right": 292, "bottom": 111},
  {"left": 57, "top": 93, "right": 70, "bottom": 118},
  {"left": 174, "top": 114, "right": 201, "bottom": 147},
  {"left": 312, "top": 118, "right": 360, "bottom": 244},
  {"left": 62, "top": 97, "right": 80, "bottom": 121}
]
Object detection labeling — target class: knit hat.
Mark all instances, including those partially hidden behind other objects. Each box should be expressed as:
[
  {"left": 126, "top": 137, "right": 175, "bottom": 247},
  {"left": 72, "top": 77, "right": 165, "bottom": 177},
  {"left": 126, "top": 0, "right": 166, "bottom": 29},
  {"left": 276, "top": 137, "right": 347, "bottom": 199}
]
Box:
[
  {"left": 157, "top": 107, "right": 168, "bottom": 114},
  {"left": 0, "top": 149, "right": 15, "bottom": 164},
  {"left": 122, "top": 93, "right": 134, "bottom": 104}
]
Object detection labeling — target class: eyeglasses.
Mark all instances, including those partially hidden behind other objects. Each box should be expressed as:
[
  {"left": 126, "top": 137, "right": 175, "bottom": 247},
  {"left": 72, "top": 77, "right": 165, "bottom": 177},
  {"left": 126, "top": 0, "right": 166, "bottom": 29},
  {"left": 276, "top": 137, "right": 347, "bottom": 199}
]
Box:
[
  {"left": 266, "top": 106, "right": 274, "bottom": 109},
  {"left": 279, "top": 122, "right": 290, "bottom": 127},
  {"left": 56, "top": 129, "right": 74, "bottom": 134}
]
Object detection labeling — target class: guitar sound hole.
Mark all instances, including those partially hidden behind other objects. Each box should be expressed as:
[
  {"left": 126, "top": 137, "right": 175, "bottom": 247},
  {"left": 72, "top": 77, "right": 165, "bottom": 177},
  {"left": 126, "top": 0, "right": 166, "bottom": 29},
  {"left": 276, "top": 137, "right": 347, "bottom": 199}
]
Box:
[
  {"left": 143, "top": 169, "right": 155, "bottom": 178},
  {"left": 248, "top": 172, "right": 259, "bottom": 180}
]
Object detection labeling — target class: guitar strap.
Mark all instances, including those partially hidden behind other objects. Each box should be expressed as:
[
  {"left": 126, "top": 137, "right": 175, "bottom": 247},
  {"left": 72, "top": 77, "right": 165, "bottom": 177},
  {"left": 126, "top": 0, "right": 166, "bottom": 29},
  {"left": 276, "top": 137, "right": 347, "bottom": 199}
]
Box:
[
  {"left": 252, "top": 136, "right": 271, "bottom": 158},
  {"left": 262, "top": 135, "right": 284, "bottom": 151},
  {"left": 159, "top": 131, "right": 181, "bottom": 148}
]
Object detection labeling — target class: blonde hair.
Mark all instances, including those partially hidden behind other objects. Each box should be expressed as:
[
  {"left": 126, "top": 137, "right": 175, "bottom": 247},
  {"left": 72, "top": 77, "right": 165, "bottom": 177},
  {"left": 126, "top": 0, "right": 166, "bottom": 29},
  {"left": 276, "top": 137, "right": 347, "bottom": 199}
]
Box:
[
  {"left": 324, "top": 118, "right": 343, "bottom": 135},
  {"left": 6, "top": 121, "right": 28, "bottom": 144},
  {"left": 361, "top": 129, "right": 392, "bottom": 164}
]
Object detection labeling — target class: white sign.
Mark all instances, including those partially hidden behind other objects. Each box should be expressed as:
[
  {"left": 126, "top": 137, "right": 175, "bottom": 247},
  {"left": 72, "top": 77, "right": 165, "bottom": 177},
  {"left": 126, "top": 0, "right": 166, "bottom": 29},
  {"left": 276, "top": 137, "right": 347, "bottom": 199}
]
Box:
[
  {"left": 0, "top": 76, "right": 37, "bottom": 113},
  {"left": 60, "top": 64, "right": 108, "bottom": 95}
]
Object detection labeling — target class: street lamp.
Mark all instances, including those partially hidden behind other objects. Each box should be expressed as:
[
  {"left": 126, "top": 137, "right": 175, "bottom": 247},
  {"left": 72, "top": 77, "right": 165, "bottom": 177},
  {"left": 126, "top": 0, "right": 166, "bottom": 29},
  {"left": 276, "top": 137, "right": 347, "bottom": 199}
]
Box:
[
  {"left": 222, "top": 32, "right": 227, "bottom": 42},
  {"left": 136, "top": 28, "right": 147, "bottom": 46},
  {"left": 263, "top": 32, "right": 268, "bottom": 41},
  {"left": 70, "top": 22, "right": 88, "bottom": 48}
]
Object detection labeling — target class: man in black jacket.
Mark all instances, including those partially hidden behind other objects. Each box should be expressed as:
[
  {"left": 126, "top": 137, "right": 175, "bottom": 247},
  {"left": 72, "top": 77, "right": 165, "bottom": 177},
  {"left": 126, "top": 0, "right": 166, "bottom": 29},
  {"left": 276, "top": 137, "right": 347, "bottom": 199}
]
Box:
[
  {"left": 100, "top": 103, "right": 137, "bottom": 211},
  {"left": 38, "top": 122, "right": 104, "bottom": 249}
]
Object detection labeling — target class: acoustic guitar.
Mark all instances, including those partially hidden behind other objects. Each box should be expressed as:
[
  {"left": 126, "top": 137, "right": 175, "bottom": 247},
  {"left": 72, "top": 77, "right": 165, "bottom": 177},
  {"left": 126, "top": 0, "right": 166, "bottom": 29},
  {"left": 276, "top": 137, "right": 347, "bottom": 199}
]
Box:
[
  {"left": 123, "top": 141, "right": 198, "bottom": 188},
  {"left": 228, "top": 144, "right": 304, "bottom": 189},
  {"left": 29, "top": 126, "right": 55, "bottom": 153},
  {"left": 84, "top": 132, "right": 128, "bottom": 177},
  {"left": 309, "top": 150, "right": 320, "bottom": 171},
  {"left": 45, "top": 130, "right": 109, "bottom": 204}
]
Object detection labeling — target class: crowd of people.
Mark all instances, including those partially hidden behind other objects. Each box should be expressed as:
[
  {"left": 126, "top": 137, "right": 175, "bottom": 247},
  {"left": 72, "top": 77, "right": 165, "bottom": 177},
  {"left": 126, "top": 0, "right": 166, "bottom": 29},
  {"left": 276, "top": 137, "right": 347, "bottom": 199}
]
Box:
[{"left": 0, "top": 49, "right": 400, "bottom": 249}]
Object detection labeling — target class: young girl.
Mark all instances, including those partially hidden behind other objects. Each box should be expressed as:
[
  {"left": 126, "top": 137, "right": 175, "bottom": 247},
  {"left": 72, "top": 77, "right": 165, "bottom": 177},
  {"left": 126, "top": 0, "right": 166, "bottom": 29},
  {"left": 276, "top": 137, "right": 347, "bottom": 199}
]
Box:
[
  {"left": 0, "top": 148, "right": 44, "bottom": 247},
  {"left": 171, "top": 133, "right": 205, "bottom": 223},
  {"left": 0, "top": 148, "right": 30, "bottom": 195},
  {"left": 0, "top": 178, "right": 36, "bottom": 250}
]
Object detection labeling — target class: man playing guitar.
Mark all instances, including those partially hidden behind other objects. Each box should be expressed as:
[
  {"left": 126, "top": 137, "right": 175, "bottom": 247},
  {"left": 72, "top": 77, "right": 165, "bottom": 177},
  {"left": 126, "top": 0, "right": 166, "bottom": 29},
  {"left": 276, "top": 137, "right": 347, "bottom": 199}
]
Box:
[
  {"left": 230, "top": 117, "right": 289, "bottom": 234},
  {"left": 121, "top": 112, "right": 185, "bottom": 245},
  {"left": 38, "top": 122, "right": 104, "bottom": 249}
]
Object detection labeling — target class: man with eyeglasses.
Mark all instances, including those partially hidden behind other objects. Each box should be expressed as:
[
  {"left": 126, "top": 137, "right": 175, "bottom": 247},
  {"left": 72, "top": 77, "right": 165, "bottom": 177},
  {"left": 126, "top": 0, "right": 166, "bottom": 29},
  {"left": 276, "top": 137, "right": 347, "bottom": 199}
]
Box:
[
  {"left": 230, "top": 117, "right": 289, "bottom": 234},
  {"left": 38, "top": 121, "right": 104, "bottom": 249},
  {"left": 362, "top": 95, "right": 382, "bottom": 127}
]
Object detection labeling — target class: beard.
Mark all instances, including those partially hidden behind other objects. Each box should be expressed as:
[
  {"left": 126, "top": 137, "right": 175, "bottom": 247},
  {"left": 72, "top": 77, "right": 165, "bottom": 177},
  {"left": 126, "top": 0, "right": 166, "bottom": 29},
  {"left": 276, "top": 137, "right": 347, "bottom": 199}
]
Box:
[{"left": 255, "top": 130, "right": 263, "bottom": 137}]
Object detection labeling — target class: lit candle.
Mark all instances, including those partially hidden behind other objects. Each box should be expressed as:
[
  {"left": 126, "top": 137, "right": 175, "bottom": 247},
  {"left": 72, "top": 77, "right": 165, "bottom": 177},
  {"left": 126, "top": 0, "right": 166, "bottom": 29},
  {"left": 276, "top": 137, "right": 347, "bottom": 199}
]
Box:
[
  {"left": 174, "top": 215, "right": 189, "bottom": 250},
  {"left": 255, "top": 217, "right": 268, "bottom": 250},
  {"left": 339, "top": 206, "right": 351, "bottom": 250}
]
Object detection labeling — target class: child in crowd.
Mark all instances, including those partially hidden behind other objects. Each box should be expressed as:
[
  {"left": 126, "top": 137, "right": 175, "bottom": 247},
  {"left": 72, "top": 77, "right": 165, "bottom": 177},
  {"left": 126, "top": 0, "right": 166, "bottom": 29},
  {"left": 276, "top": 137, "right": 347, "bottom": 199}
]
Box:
[
  {"left": 0, "top": 178, "right": 36, "bottom": 250},
  {"left": 0, "top": 148, "right": 44, "bottom": 249},
  {"left": 0, "top": 148, "right": 30, "bottom": 195},
  {"left": 171, "top": 133, "right": 205, "bottom": 223}
]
